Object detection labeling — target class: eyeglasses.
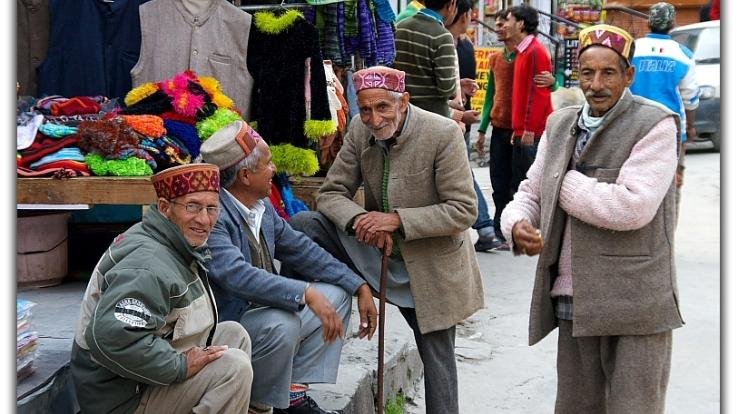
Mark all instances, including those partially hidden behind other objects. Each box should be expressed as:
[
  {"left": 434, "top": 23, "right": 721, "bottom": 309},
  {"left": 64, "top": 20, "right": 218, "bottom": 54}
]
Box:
[{"left": 169, "top": 200, "right": 220, "bottom": 217}]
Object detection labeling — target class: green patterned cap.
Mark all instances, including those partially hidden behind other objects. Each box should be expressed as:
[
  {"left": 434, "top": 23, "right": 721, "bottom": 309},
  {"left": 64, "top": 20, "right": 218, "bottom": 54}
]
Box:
[{"left": 649, "top": 2, "right": 676, "bottom": 32}]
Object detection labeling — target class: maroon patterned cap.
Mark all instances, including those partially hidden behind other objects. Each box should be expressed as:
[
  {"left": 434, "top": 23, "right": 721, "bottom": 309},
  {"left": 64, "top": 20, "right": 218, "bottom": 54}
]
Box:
[{"left": 151, "top": 164, "right": 220, "bottom": 199}]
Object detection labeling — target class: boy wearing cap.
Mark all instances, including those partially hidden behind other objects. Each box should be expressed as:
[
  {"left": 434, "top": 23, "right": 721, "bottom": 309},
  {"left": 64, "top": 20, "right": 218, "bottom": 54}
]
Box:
[
  {"left": 199, "top": 120, "right": 377, "bottom": 414},
  {"left": 630, "top": 2, "right": 700, "bottom": 207},
  {"left": 70, "top": 164, "right": 253, "bottom": 414},
  {"left": 290, "top": 66, "right": 484, "bottom": 414},
  {"left": 501, "top": 25, "right": 683, "bottom": 412}
]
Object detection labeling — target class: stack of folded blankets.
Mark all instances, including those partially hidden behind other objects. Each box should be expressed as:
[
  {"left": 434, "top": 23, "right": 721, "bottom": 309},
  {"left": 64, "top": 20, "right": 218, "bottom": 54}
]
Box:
[{"left": 17, "top": 299, "right": 38, "bottom": 382}]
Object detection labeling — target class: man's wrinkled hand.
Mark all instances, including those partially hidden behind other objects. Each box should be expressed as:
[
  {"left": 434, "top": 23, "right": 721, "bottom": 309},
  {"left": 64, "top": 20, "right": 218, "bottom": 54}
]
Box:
[
  {"left": 521, "top": 131, "right": 535, "bottom": 146},
  {"left": 460, "top": 78, "right": 479, "bottom": 96},
  {"left": 511, "top": 220, "right": 544, "bottom": 256},
  {"left": 353, "top": 212, "right": 401, "bottom": 244},
  {"left": 462, "top": 110, "right": 481, "bottom": 125},
  {"left": 305, "top": 286, "right": 345, "bottom": 343},
  {"left": 184, "top": 345, "right": 228, "bottom": 379},
  {"left": 534, "top": 71, "right": 556, "bottom": 88},
  {"left": 476, "top": 133, "right": 486, "bottom": 157},
  {"left": 356, "top": 284, "right": 378, "bottom": 340}
]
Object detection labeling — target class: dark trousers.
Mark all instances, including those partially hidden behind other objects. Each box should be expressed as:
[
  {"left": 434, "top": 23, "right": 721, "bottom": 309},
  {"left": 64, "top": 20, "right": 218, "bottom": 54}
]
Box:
[
  {"left": 489, "top": 127, "right": 514, "bottom": 240},
  {"left": 510, "top": 135, "right": 541, "bottom": 204},
  {"left": 288, "top": 211, "right": 460, "bottom": 413}
]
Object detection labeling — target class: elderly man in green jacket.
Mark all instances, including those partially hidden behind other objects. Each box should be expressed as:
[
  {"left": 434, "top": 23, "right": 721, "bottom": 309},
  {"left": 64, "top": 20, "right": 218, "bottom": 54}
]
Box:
[
  {"left": 70, "top": 164, "right": 253, "bottom": 414},
  {"left": 289, "top": 66, "right": 484, "bottom": 414}
]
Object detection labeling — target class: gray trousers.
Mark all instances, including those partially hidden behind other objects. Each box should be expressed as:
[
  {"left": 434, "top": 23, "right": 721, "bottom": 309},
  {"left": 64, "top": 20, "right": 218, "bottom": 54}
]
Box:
[
  {"left": 241, "top": 282, "right": 352, "bottom": 409},
  {"left": 134, "top": 321, "right": 253, "bottom": 414},
  {"left": 555, "top": 320, "right": 672, "bottom": 414},
  {"left": 290, "top": 211, "right": 460, "bottom": 414}
]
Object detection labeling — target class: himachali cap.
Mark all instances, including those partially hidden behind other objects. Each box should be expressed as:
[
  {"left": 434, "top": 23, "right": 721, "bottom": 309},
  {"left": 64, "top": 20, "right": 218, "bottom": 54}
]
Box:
[
  {"left": 151, "top": 163, "right": 220, "bottom": 200},
  {"left": 352, "top": 66, "right": 406, "bottom": 93},
  {"left": 578, "top": 24, "right": 635, "bottom": 63},
  {"left": 199, "top": 120, "right": 265, "bottom": 170},
  {"left": 649, "top": 2, "right": 676, "bottom": 32}
]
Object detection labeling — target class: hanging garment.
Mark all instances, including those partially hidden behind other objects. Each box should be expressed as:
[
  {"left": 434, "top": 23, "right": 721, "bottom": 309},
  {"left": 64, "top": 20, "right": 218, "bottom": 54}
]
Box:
[
  {"left": 17, "top": 0, "right": 50, "bottom": 97},
  {"left": 247, "top": 10, "right": 336, "bottom": 149},
  {"left": 37, "top": 0, "right": 148, "bottom": 99},
  {"left": 131, "top": 0, "right": 254, "bottom": 119}
]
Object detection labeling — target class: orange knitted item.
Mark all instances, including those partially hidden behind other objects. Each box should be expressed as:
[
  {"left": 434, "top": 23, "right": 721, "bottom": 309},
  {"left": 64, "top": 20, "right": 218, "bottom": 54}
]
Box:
[{"left": 121, "top": 115, "right": 166, "bottom": 138}]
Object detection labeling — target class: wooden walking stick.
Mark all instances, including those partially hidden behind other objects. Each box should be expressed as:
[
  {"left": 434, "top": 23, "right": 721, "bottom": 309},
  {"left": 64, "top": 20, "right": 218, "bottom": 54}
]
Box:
[{"left": 376, "top": 236, "right": 391, "bottom": 414}]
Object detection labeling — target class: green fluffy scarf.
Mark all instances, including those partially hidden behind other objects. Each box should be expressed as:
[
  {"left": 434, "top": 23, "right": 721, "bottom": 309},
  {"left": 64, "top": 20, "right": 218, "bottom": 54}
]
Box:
[{"left": 253, "top": 9, "right": 303, "bottom": 34}]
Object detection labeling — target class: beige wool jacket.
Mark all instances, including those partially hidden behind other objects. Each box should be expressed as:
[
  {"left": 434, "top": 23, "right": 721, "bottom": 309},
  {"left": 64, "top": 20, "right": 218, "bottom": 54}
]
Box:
[{"left": 317, "top": 105, "right": 485, "bottom": 334}]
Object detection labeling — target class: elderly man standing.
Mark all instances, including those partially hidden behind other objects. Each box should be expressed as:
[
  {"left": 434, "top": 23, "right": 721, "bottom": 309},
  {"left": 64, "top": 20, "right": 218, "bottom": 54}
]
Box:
[
  {"left": 71, "top": 164, "right": 253, "bottom": 414},
  {"left": 199, "top": 120, "right": 377, "bottom": 414},
  {"left": 501, "top": 25, "right": 683, "bottom": 413},
  {"left": 289, "top": 66, "right": 484, "bottom": 414}
]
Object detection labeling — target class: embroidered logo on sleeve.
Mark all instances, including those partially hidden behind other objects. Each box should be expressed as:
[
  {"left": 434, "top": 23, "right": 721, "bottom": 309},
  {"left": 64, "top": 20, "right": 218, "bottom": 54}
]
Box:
[{"left": 114, "top": 298, "right": 152, "bottom": 328}]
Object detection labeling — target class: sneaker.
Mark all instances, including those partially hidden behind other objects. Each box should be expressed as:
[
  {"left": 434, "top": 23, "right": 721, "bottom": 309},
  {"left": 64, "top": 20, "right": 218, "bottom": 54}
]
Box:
[
  {"left": 273, "top": 396, "right": 340, "bottom": 414},
  {"left": 474, "top": 236, "right": 504, "bottom": 252}
]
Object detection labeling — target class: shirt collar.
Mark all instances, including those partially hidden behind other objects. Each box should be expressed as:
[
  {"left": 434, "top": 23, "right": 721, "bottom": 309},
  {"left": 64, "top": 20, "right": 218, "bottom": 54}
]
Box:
[
  {"left": 516, "top": 34, "right": 535, "bottom": 53},
  {"left": 225, "top": 189, "right": 266, "bottom": 237},
  {"left": 418, "top": 8, "right": 445, "bottom": 25}
]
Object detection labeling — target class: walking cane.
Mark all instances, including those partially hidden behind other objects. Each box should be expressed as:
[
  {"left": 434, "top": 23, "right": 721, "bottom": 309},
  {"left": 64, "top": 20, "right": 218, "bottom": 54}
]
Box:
[{"left": 376, "top": 240, "right": 391, "bottom": 414}]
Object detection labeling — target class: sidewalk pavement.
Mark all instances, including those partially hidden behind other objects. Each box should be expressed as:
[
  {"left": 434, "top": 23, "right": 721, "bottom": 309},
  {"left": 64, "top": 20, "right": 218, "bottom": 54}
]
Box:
[{"left": 16, "top": 280, "right": 425, "bottom": 413}]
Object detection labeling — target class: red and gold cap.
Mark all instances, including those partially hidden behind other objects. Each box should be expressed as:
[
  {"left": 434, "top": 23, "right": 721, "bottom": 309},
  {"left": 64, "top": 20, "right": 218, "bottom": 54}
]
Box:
[
  {"left": 151, "top": 164, "right": 220, "bottom": 199},
  {"left": 352, "top": 66, "right": 406, "bottom": 93},
  {"left": 578, "top": 24, "right": 635, "bottom": 63}
]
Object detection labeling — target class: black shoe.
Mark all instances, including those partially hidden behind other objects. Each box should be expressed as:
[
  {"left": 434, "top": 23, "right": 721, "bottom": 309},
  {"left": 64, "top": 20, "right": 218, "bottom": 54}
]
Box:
[
  {"left": 474, "top": 236, "right": 504, "bottom": 252},
  {"left": 273, "top": 396, "right": 340, "bottom": 414}
]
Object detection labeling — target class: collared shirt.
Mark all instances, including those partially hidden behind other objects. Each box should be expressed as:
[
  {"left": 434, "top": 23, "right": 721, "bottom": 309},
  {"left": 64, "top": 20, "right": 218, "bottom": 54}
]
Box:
[
  {"left": 516, "top": 34, "right": 535, "bottom": 53},
  {"left": 418, "top": 7, "right": 445, "bottom": 25},
  {"left": 225, "top": 189, "right": 266, "bottom": 239}
]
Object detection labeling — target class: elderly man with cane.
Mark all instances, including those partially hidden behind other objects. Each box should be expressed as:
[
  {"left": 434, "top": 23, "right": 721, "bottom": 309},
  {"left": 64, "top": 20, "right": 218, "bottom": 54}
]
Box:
[{"left": 290, "top": 66, "right": 484, "bottom": 414}]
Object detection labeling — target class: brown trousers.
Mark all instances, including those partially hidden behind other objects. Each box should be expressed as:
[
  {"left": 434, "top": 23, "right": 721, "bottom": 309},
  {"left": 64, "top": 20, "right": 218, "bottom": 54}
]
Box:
[
  {"left": 555, "top": 320, "right": 672, "bottom": 414},
  {"left": 134, "top": 321, "right": 253, "bottom": 414}
]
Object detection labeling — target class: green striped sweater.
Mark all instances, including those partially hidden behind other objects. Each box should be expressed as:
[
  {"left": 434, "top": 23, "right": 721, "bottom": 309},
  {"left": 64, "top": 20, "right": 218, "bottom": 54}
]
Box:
[{"left": 393, "top": 13, "right": 457, "bottom": 117}]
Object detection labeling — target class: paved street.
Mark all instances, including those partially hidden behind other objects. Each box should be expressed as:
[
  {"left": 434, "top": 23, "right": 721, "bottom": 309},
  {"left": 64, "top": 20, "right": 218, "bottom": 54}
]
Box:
[{"left": 407, "top": 150, "right": 720, "bottom": 413}]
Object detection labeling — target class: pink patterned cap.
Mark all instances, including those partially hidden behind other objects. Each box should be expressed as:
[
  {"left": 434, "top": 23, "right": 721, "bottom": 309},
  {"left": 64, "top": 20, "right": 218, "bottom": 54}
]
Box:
[{"left": 352, "top": 66, "right": 406, "bottom": 93}]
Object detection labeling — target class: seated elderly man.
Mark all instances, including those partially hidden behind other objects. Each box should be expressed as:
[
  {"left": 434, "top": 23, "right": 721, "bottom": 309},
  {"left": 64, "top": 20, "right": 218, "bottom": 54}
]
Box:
[
  {"left": 289, "top": 66, "right": 485, "bottom": 414},
  {"left": 71, "top": 164, "right": 253, "bottom": 414},
  {"left": 198, "top": 120, "right": 378, "bottom": 414}
]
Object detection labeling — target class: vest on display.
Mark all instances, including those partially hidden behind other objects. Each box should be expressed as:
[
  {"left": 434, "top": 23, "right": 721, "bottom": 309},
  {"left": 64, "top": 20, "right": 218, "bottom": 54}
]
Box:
[
  {"left": 37, "top": 0, "right": 148, "bottom": 99},
  {"left": 131, "top": 0, "right": 254, "bottom": 119}
]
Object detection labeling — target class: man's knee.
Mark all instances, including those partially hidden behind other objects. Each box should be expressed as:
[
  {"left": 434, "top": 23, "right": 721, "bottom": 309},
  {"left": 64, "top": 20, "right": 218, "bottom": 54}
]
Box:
[
  {"left": 215, "top": 321, "right": 252, "bottom": 356},
  {"left": 313, "top": 283, "right": 352, "bottom": 317},
  {"left": 248, "top": 310, "right": 302, "bottom": 355},
  {"left": 289, "top": 211, "right": 331, "bottom": 239},
  {"left": 216, "top": 348, "right": 253, "bottom": 387}
]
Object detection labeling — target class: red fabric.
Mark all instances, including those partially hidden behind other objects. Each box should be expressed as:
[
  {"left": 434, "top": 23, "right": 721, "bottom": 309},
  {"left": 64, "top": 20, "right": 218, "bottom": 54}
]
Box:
[
  {"left": 269, "top": 184, "right": 290, "bottom": 220},
  {"left": 51, "top": 96, "right": 101, "bottom": 116},
  {"left": 17, "top": 165, "right": 90, "bottom": 177},
  {"left": 511, "top": 37, "right": 553, "bottom": 137},
  {"left": 160, "top": 111, "right": 197, "bottom": 125},
  {"left": 710, "top": 0, "right": 719, "bottom": 20},
  {"left": 17, "top": 135, "right": 81, "bottom": 168}
]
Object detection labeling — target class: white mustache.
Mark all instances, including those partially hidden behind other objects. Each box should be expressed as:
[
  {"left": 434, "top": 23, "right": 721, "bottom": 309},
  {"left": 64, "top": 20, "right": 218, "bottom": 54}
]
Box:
[{"left": 585, "top": 90, "right": 612, "bottom": 98}]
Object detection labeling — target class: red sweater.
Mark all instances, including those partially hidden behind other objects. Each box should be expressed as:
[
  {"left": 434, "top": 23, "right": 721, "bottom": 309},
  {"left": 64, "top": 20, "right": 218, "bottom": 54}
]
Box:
[{"left": 511, "top": 37, "right": 553, "bottom": 137}]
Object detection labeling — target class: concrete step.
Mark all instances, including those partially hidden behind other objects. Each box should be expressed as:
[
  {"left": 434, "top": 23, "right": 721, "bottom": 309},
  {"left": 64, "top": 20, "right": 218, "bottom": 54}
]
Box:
[{"left": 15, "top": 281, "right": 423, "bottom": 414}]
